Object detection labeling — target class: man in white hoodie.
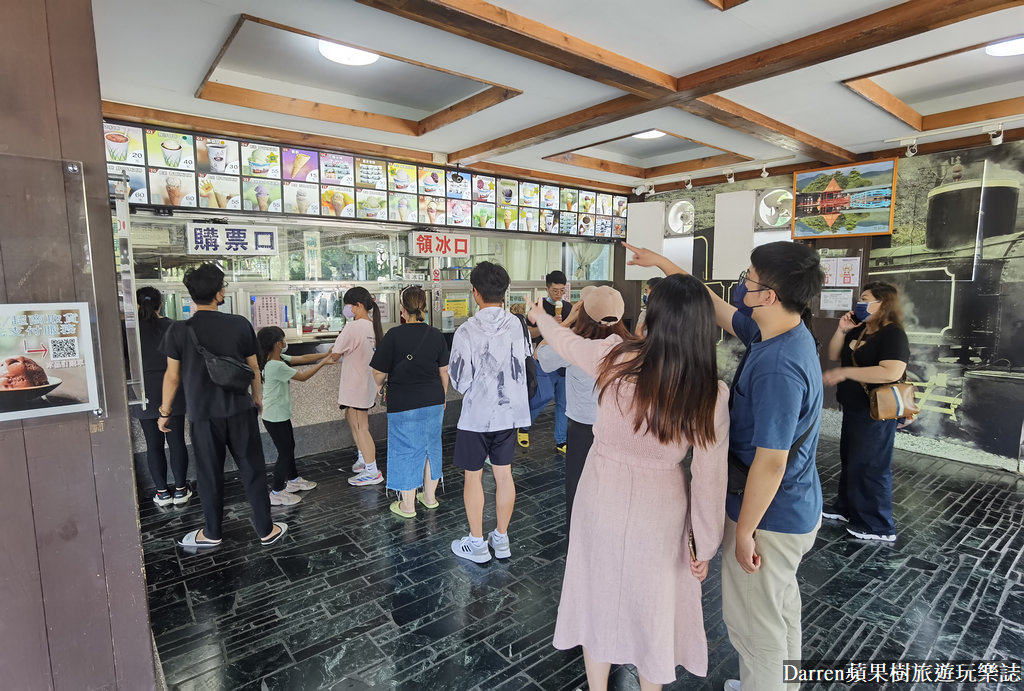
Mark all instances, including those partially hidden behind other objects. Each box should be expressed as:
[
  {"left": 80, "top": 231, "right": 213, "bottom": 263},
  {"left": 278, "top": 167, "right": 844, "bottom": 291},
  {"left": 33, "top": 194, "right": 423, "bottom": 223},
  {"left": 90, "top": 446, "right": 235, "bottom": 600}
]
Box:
[{"left": 449, "top": 261, "right": 532, "bottom": 563}]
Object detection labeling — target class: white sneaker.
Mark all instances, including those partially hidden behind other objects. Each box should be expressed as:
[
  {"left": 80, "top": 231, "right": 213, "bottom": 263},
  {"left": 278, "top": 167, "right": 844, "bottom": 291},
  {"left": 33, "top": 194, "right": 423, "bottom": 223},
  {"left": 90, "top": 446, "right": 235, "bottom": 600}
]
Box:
[
  {"left": 348, "top": 470, "right": 383, "bottom": 486},
  {"left": 270, "top": 490, "right": 301, "bottom": 506},
  {"left": 451, "top": 535, "right": 491, "bottom": 563},
  {"left": 285, "top": 477, "right": 317, "bottom": 492},
  {"left": 352, "top": 451, "right": 366, "bottom": 473},
  {"left": 724, "top": 680, "right": 741, "bottom": 691},
  {"left": 846, "top": 527, "right": 896, "bottom": 542},
  {"left": 821, "top": 510, "right": 849, "bottom": 523},
  {"left": 488, "top": 530, "right": 511, "bottom": 559}
]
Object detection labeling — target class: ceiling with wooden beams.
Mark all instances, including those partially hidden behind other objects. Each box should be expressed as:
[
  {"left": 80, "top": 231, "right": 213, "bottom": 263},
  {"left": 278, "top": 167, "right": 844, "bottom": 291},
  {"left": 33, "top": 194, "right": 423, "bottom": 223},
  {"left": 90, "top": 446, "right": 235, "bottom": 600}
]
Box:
[{"left": 91, "top": 0, "right": 1024, "bottom": 191}]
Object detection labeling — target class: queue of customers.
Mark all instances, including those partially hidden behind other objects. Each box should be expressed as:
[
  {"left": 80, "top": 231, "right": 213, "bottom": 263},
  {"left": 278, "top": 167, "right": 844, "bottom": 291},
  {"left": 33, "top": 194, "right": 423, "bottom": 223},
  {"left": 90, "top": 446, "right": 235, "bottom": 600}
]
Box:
[{"left": 137, "top": 240, "right": 910, "bottom": 691}]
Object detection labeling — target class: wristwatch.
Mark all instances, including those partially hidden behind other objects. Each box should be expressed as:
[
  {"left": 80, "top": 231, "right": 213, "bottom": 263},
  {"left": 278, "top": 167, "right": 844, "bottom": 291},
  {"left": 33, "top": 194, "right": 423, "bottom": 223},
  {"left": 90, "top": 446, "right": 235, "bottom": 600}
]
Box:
[{"left": 158, "top": 407, "right": 172, "bottom": 417}]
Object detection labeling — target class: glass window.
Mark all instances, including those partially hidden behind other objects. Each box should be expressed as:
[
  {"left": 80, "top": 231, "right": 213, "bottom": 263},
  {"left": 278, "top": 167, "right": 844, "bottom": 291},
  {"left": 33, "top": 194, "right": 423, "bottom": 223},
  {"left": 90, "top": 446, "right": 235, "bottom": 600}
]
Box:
[{"left": 567, "top": 242, "right": 611, "bottom": 281}]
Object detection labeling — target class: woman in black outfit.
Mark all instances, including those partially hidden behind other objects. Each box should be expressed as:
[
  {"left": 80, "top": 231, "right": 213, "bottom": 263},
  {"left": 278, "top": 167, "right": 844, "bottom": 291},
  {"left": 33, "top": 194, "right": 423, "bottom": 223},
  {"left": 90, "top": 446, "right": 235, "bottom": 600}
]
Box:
[
  {"left": 822, "top": 282, "right": 910, "bottom": 542},
  {"left": 134, "top": 287, "right": 191, "bottom": 506}
]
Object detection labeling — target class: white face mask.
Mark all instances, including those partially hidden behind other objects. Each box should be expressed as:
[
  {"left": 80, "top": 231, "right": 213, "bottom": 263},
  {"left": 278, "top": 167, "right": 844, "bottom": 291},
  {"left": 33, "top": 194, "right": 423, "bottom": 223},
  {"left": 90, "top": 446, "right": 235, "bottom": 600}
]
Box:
[{"left": 280, "top": 342, "right": 288, "bottom": 354}]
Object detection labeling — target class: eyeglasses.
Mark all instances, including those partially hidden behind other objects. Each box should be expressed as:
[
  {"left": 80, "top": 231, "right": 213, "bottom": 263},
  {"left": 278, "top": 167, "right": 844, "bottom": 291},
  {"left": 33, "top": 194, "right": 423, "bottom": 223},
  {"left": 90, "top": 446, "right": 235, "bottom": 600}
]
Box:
[{"left": 738, "top": 270, "right": 773, "bottom": 292}]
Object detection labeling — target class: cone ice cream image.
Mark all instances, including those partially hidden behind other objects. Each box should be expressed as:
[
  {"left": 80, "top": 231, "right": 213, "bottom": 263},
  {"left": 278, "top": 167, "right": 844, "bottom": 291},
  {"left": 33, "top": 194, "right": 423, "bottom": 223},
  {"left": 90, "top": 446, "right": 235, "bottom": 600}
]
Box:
[
  {"left": 295, "top": 188, "right": 310, "bottom": 213},
  {"left": 105, "top": 132, "right": 130, "bottom": 161},
  {"left": 503, "top": 208, "right": 513, "bottom": 229},
  {"left": 331, "top": 191, "right": 352, "bottom": 216},
  {"left": 426, "top": 200, "right": 439, "bottom": 223},
  {"left": 397, "top": 197, "right": 412, "bottom": 221},
  {"left": 165, "top": 176, "right": 183, "bottom": 205},
  {"left": 583, "top": 196, "right": 593, "bottom": 213},
  {"left": 215, "top": 191, "right": 230, "bottom": 208},
  {"left": 291, "top": 153, "right": 311, "bottom": 179},
  {"left": 255, "top": 184, "right": 270, "bottom": 212},
  {"left": 161, "top": 139, "right": 183, "bottom": 167},
  {"left": 525, "top": 211, "right": 535, "bottom": 232},
  {"left": 199, "top": 179, "right": 218, "bottom": 208}
]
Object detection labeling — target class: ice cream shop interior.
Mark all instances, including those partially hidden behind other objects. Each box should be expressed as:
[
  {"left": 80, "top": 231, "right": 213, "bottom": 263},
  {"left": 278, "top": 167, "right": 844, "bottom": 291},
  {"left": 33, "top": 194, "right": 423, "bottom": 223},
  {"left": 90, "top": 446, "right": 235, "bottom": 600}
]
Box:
[{"left": 3, "top": 0, "right": 1024, "bottom": 689}]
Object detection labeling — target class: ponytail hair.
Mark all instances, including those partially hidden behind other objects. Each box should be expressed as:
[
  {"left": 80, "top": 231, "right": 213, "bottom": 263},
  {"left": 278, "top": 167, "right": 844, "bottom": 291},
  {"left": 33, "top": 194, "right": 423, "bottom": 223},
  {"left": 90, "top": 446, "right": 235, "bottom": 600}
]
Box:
[
  {"left": 256, "top": 326, "right": 285, "bottom": 371},
  {"left": 343, "top": 286, "right": 384, "bottom": 345},
  {"left": 136, "top": 286, "right": 162, "bottom": 322}
]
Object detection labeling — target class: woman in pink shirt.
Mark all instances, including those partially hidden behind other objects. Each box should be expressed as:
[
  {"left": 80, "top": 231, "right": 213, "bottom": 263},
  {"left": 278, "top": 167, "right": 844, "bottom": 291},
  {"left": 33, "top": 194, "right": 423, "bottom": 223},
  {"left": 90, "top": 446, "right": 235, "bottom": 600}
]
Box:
[{"left": 332, "top": 287, "right": 384, "bottom": 486}]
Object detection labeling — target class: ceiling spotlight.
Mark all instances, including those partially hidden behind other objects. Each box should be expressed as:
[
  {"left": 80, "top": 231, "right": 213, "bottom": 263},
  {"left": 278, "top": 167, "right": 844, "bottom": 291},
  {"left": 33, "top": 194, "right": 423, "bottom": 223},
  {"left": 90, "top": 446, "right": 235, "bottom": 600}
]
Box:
[
  {"left": 725, "top": 170, "right": 735, "bottom": 184},
  {"left": 989, "top": 127, "right": 1004, "bottom": 145},
  {"left": 318, "top": 40, "right": 380, "bottom": 66},
  {"left": 684, "top": 177, "right": 693, "bottom": 190},
  {"left": 646, "top": 185, "right": 656, "bottom": 196},
  {"left": 632, "top": 183, "right": 649, "bottom": 195},
  {"left": 985, "top": 37, "right": 1024, "bottom": 57},
  {"left": 632, "top": 130, "right": 666, "bottom": 139},
  {"left": 905, "top": 140, "right": 918, "bottom": 157},
  {"left": 760, "top": 165, "right": 769, "bottom": 178}
]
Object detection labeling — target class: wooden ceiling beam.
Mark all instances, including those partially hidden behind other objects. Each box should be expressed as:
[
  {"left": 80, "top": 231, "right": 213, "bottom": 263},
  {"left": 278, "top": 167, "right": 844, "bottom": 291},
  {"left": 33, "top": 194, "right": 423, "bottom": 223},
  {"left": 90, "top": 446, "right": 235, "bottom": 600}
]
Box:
[
  {"left": 417, "top": 85, "right": 522, "bottom": 135},
  {"left": 921, "top": 96, "right": 1024, "bottom": 130},
  {"left": 542, "top": 153, "right": 646, "bottom": 179},
  {"left": 678, "top": 96, "right": 857, "bottom": 164},
  {"left": 644, "top": 153, "right": 752, "bottom": 179},
  {"left": 462, "top": 160, "right": 633, "bottom": 194},
  {"left": 843, "top": 79, "right": 923, "bottom": 130},
  {"left": 352, "top": 0, "right": 677, "bottom": 99},
  {"left": 705, "top": 0, "right": 750, "bottom": 9}
]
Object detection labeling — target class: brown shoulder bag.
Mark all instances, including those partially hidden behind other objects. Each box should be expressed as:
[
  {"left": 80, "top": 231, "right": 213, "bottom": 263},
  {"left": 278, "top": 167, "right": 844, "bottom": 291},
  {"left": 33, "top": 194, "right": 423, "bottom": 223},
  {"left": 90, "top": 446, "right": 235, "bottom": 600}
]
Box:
[{"left": 851, "top": 329, "right": 918, "bottom": 421}]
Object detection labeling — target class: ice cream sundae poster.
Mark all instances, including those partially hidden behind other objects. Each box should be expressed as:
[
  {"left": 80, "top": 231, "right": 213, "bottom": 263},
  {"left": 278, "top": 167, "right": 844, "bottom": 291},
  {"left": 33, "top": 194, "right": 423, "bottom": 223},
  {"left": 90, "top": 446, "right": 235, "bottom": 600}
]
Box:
[
  {"left": 419, "top": 167, "right": 445, "bottom": 196},
  {"left": 240, "top": 142, "right": 281, "bottom": 179},
  {"left": 497, "top": 179, "right": 518, "bottom": 207},
  {"left": 145, "top": 129, "right": 194, "bottom": 171},
  {"left": 388, "top": 162, "right": 417, "bottom": 193},
  {"left": 520, "top": 182, "right": 540, "bottom": 208},
  {"left": 103, "top": 123, "right": 145, "bottom": 166},
  {"left": 282, "top": 148, "right": 319, "bottom": 182},
  {"left": 0, "top": 303, "right": 99, "bottom": 422},
  {"left": 149, "top": 168, "right": 197, "bottom": 207}
]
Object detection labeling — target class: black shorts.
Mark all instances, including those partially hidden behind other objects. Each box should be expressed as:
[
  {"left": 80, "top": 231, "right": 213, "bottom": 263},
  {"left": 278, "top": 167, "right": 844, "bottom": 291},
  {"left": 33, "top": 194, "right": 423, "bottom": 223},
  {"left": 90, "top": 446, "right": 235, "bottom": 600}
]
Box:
[
  {"left": 339, "top": 405, "right": 370, "bottom": 412},
  {"left": 454, "top": 429, "right": 515, "bottom": 471}
]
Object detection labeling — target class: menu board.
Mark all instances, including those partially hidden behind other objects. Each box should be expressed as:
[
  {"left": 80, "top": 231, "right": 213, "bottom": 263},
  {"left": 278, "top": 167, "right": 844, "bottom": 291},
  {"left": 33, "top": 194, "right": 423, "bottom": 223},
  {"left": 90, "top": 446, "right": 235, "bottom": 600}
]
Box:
[
  {"left": 389, "top": 192, "right": 417, "bottom": 222},
  {"left": 357, "top": 188, "right": 387, "bottom": 219},
  {"left": 242, "top": 178, "right": 282, "bottom": 212},
  {"left": 446, "top": 171, "right": 471, "bottom": 199},
  {"left": 448, "top": 199, "right": 471, "bottom": 227},
  {"left": 473, "top": 202, "right": 495, "bottom": 228},
  {"left": 320, "top": 153, "right": 354, "bottom": 186},
  {"left": 104, "top": 123, "right": 146, "bottom": 165},
  {"left": 282, "top": 147, "right": 319, "bottom": 182},
  {"left": 472, "top": 175, "right": 495, "bottom": 203},
  {"left": 146, "top": 129, "right": 194, "bottom": 171},
  {"left": 419, "top": 167, "right": 445, "bottom": 196},
  {"left": 103, "top": 118, "right": 627, "bottom": 239},
  {"left": 321, "top": 186, "right": 354, "bottom": 217},
  {"left": 241, "top": 142, "right": 280, "bottom": 179},
  {"left": 497, "top": 179, "right": 518, "bottom": 207},
  {"left": 356, "top": 158, "right": 387, "bottom": 189},
  {"left": 388, "top": 162, "right": 417, "bottom": 193},
  {"left": 283, "top": 181, "right": 319, "bottom": 215},
  {"left": 196, "top": 136, "right": 240, "bottom": 175},
  {"left": 420, "top": 196, "right": 445, "bottom": 224},
  {"left": 198, "top": 174, "right": 242, "bottom": 210},
  {"left": 149, "top": 168, "right": 196, "bottom": 207}
]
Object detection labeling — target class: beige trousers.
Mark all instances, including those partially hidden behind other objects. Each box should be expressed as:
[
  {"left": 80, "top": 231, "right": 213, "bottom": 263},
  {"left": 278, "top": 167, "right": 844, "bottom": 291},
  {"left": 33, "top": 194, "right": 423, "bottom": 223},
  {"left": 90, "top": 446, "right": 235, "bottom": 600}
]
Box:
[{"left": 722, "top": 517, "right": 819, "bottom": 691}]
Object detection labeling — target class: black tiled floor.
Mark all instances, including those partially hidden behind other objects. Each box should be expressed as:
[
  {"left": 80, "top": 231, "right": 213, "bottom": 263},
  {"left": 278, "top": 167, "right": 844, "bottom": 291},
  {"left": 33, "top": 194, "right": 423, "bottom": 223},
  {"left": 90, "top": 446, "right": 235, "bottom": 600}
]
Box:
[{"left": 140, "top": 415, "right": 1024, "bottom": 690}]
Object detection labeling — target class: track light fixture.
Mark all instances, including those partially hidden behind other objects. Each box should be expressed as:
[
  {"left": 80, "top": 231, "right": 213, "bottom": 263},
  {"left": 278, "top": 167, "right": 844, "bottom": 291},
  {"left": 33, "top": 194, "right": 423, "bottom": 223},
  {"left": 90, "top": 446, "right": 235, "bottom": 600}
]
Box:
[
  {"left": 905, "top": 140, "right": 918, "bottom": 157},
  {"left": 684, "top": 177, "right": 693, "bottom": 190},
  {"left": 760, "top": 165, "right": 769, "bottom": 178},
  {"left": 989, "top": 127, "right": 1004, "bottom": 146},
  {"left": 632, "top": 183, "right": 649, "bottom": 196},
  {"left": 725, "top": 170, "right": 735, "bottom": 184}
]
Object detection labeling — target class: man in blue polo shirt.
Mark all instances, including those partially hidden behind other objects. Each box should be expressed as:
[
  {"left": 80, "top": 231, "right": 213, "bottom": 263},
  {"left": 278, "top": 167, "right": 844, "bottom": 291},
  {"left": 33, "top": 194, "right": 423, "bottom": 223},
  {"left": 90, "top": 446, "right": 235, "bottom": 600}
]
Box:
[{"left": 625, "top": 241, "right": 824, "bottom": 691}]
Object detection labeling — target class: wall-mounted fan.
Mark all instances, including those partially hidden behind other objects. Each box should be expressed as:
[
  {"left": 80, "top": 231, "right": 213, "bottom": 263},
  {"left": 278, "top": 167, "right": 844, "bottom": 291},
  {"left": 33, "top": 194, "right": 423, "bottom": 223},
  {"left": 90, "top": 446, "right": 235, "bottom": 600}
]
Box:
[{"left": 666, "top": 199, "right": 695, "bottom": 234}]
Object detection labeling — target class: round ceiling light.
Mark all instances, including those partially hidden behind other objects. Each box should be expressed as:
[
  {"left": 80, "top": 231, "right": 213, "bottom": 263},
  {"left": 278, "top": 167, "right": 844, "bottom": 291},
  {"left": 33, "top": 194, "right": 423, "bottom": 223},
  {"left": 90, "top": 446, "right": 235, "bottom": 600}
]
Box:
[
  {"left": 318, "top": 40, "right": 380, "bottom": 66},
  {"left": 632, "top": 130, "right": 666, "bottom": 139},
  {"left": 985, "top": 37, "right": 1024, "bottom": 57}
]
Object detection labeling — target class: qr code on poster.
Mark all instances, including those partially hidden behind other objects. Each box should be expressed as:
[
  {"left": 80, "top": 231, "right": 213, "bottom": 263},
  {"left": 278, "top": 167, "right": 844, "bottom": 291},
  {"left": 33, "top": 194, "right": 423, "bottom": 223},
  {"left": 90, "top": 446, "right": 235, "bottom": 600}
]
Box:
[{"left": 50, "top": 337, "right": 80, "bottom": 360}]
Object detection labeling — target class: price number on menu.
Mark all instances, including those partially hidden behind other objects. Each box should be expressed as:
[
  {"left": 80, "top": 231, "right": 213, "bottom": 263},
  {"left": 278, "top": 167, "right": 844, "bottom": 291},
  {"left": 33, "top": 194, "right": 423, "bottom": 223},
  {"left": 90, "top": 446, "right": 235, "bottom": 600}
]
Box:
[
  {"left": 182, "top": 158, "right": 194, "bottom": 168},
  {"left": 130, "top": 189, "right": 147, "bottom": 203},
  {"left": 129, "top": 150, "right": 145, "bottom": 164},
  {"left": 269, "top": 199, "right": 283, "bottom": 212},
  {"left": 306, "top": 170, "right": 320, "bottom": 183},
  {"left": 183, "top": 194, "right": 196, "bottom": 206},
  {"left": 226, "top": 161, "right": 240, "bottom": 174}
]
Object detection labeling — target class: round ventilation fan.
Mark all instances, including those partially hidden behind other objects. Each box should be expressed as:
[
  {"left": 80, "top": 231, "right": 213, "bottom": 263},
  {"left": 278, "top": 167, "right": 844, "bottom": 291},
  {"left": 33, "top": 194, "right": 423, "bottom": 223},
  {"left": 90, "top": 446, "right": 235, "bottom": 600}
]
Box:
[{"left": 666, "top": 200, "right": 695, "bottom": 234}]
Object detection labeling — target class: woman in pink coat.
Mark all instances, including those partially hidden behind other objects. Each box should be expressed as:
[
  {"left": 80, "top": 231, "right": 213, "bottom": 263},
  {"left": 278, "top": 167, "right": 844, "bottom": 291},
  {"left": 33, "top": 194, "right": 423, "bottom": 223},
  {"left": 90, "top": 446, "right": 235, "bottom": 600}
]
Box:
[{"left": 529, "top": 272, "right": 730, "bottom": 690}]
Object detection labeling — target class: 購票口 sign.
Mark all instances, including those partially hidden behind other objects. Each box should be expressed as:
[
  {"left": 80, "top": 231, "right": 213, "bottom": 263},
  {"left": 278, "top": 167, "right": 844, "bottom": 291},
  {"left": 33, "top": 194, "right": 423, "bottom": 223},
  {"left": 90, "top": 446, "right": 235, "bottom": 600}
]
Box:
[{"left": 186, "top": 223, "right": 279, "bottom": 256}]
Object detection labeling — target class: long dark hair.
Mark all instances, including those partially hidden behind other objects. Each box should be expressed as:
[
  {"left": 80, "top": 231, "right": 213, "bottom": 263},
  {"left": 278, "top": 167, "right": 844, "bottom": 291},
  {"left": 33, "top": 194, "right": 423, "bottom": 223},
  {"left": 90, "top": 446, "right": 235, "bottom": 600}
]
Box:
[
  {"left": 136, "top": 286, "right": 162, "bottom": 322},
  {"left": 750, "top": 241, "right": 824, "bottom": 343},
  {"left": 572, "top": 306, "right": 632, "bottom": 342},
  {"left": 256, "top": 326, "right": 286, "bottom": 370},
  {"left": 595, "top": 274, "right": 719, "bottom": 448},
  {"left": 862, "top": 281, "right": 904, "bottom": 329},
  {"left": 343, "top": 287, "right": 384, "bottom": 345}
]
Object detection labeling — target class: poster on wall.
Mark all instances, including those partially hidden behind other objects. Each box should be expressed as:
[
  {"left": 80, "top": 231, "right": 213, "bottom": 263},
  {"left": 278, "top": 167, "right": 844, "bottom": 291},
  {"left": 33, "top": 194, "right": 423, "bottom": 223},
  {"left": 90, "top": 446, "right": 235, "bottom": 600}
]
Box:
[
  {"left": 0, "top": 303, "right": 100, "bottom": 422},
  {"left": 241, "top": 142, "right": 281, "bottom": 179},
  {"left": 448, "top": 199, "right": 471, "bottom": 226},
  {"left": 356, "top": 158, "right": 387, "bottom": 189},
  {"left": 473, "top": 175, "right": 495, "bottom": 203},
  {"left": 198, "top": 174, "right": 241, "bottom": 210},
  {"left": 196, "top": 137, "right": 240, "bottom": 175},
  {"left": 578, "top": 213, "right": 596, "bottom": 236},
  {"left": 560, "top": 188, "right": 579, "bottom": 212},
  {"left": 520, "top": 182, "right": 539, "bottom": 207},
  {"left": 578, "top": 190, "right": 597, "bottom": 215},
  {"left": 792, "top": 158, "right": 897, "bottom": 239},
  {"left": 597, "top": 193, "right": 613, "bottom": 216},
  {"left": 420, "top": 196, "right": 445, "bottom": 224},
  {"left": 446, "top": 171, "right": 471, "bottom": 199},
  {"left": 103, "top": 123, "right": 145, "bottom": 165},
  {"left": 595, "top": 216, "right": 612, "bottom": 237},
  {"left": 519, "top": 208, "right": 539, "bottom": 233},
  {"left": 145, "top": 129, "right": 194, "bottom": 170},
  {"left": 283, "top": 181, "right": 319, "bottom": 215},
  {"left": 497, "top": 179, "right": 518, "bottom": 207},
  {"left": 388, "top": 162, "right": 417, "bottom": 193},
  {"left": 473, "top": 202, "right": 495, "bottom": 228},
  {"left": 321, "top": 187, "right": 355, "bottom": 217},
  {"left": 389, "top": 193, "right": 418, "bottom": 222},
  {"left": 242, "top": 178, "right": 282, "bottom": 212},
  {"left": 613, "top": 196, "right": 628, "bottom": 217},
  {"left": 541, "top": 185, "right": 559, "bottom": 210},
  {"left": 357, "top": 188, "right": 387, "bottom": 219},
  {"left": 282, "top": 148, "right": 319, "bottom": 182},
  {"left": 149, "top": 168, "right": 196, "bottom": 207},
  {"left": 107, "top": 164, "right": 148, "bottom": 203},
  {"left": 559, "top": 211, "right": 578, "bottom": 234},
  {"left": 320, "top": 153, "right": 354, "bottom": 186},
  {"left": 541, "top": 209, "right": 558, "bottom": 233},
  {"left": 419, "top": 167, "right": 444, "bottom": 196}
]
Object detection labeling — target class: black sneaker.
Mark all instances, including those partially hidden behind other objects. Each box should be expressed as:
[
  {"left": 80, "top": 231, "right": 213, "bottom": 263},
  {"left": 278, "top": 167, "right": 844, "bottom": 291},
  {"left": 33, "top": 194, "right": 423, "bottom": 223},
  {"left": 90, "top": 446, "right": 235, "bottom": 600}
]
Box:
[
  {"left": 153, "top": 489, "right": 174, "bottom": 507},
  {"left": 555, "top": 443, "right": 567, "bottom": 454},
  {"left": 173, "top": 485, "right": 193, "bottom": 505}
]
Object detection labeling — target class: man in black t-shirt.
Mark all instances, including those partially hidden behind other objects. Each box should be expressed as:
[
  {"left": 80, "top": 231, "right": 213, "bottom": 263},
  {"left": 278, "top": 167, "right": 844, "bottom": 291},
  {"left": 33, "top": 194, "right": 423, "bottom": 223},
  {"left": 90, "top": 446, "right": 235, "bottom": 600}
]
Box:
[
  {"left": 520, "top": 270, "right": 571, "bottom": 453},
  {"left": 158, "top": 263, "right": 285, "bottom": 548}
]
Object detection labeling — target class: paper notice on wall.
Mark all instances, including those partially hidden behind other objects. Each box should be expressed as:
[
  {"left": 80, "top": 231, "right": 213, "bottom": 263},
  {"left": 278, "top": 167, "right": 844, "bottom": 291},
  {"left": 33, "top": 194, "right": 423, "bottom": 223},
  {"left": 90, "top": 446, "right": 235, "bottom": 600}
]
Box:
[
  {"left": 837, "top": 257, "right": 861, "bottom": 287},
  {"left": 820, "top": 289, "right": 853, "bottom": 312},
  {"left": 820, "top": 258, "right": 838, "bottom": 287},
  {"left": 444, "top": 297, "right": 469, "bottom": 318},
  {"left": 252, "top": 295, "right": 282, "bottom": 330}
]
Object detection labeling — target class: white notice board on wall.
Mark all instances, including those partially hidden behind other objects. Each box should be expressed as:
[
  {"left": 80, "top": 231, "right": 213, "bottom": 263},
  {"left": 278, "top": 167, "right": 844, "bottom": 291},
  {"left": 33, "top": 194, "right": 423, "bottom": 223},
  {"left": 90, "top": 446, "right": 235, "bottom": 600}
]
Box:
[
  {"left": 712, "top": 190, "right": 756, "bottom": 280},
  {"left": 624, "top": 201, "right": 665, "bottom": 281}
]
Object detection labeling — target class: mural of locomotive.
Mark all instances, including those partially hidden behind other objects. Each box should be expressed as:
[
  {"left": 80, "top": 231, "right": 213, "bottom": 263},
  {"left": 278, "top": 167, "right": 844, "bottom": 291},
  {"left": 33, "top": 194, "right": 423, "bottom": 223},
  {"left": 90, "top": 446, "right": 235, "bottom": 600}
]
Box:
[{"left": 869, "top": 144, "right": 1024, "bottom": 460}]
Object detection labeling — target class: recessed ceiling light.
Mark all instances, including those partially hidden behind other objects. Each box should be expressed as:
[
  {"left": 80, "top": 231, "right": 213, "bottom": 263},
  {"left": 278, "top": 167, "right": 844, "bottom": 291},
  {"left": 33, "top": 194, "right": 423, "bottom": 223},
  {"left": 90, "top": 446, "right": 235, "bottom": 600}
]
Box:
[
  {"left": 632, "top": 130, "right": 666, "bottom": 139},
  {"left": 318, "top": 40, "right": 380, "bottom": 66},
  {"left": 985, "top": 37, "right": 1024, "bottom": 57}
]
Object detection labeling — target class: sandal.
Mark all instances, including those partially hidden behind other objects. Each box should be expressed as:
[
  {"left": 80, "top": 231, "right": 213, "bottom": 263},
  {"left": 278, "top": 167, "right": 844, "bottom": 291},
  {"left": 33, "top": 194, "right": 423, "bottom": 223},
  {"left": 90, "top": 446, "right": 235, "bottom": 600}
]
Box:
[
  {"left": 178, "top": 529, "right": 221, "bottom": 548},
  {"left": 260, "top": 522, "right": 289, "bottom": 546},
  {"left": 416, "top": 492, "right": 439, "bottom": 509},
  {"left": 390, "top": 501, "right": 416, "bottom": 519}
]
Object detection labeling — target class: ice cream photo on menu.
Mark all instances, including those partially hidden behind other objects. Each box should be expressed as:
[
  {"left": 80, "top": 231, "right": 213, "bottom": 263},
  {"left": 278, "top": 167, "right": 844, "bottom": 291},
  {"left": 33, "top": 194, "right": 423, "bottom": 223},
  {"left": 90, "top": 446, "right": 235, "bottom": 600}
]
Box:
[
  {"left": 597, "top": 193, "right": 613, "bottom": 215},
  {"left": 389, "top": 193, "right": 417, "bottom": 221},
  {"left": 389, "top": 163, "right": 416, "bottom": 192},
  {"left": 284, "top": 148, "right": 318, "bottom": 182},
  {"left": 103, "top": 123, "right": 145, "bottom": 165},
  {"left": 421, "top": 196, "right": 445, "bottom": 224},
  {"left": 446, "top": 171, "right": 470, "bottom": 199},
  {"left": 241, "top": 142, "right": 281, "bottom": 178},
  {"left": 0, "top": 303, "right": 100, "bottom": 422},
  {"left": 321, "top": 186, "right": 355, "bottom": 217},
  {"left": 198, "top": 174, "right": 241, "bottom": 209},
  {"left": 242, "top": 178, "right": 281, "bottom": 212},
  {"left": 419, "top": 167, "right": 444, "bottom": 196},
  {"left": 196, "top": 137, "right": 239, "bottom": 174},
  {"left": 473, "top": 202, "right": 495, "bottom": 228},
  {"left": 320, "top": 153, "right": 354, "bottom": 186},
  {"left": 148, "top": 168, "right": 197, "bottom": 207},
  {"left": 519, "top": 208, "right": 538, "bottom": 232},
  {"left": 520, "top": 182, "right": 539, "bottom": 207},
  {"left": 473, "top": 175, "right": 495, "bottom": 203},
  {"left": 285, "top": 181, "right": 319, "bottom": 215},
  {"left": 541, "top": 185, "right": 559, "bottom": 209},
  {"left": 357, "top": 189, "right": 387, "bottom": 219},
  {"left": 614, "top": 196, "right": 628, "bottom": 217},
  {"left": 144, "top": 129, "right": 194, "bottom": 170},
  {"left": 448, "top": 199, "right": 470, "bottom": 226},
  {"left": 107, "top": 164, "right": 148, "bottom": 203},
  {"left": 560, "top": 188, "right": 578, "bottom": 212},
  {"left": 498, "top": 179, "right": 518, "bottom": 206}
]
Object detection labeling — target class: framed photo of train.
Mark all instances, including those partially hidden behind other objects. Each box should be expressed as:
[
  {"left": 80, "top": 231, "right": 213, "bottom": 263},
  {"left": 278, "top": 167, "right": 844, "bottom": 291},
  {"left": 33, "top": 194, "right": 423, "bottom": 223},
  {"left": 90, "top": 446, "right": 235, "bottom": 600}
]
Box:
[{"left": 792, "top": 158, "right": 897, "bottom": 239}]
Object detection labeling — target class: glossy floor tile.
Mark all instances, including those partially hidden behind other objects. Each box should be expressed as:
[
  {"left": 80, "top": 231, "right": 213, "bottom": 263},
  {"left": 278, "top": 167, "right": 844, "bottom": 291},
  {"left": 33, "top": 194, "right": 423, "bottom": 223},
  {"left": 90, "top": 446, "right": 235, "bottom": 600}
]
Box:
[{"left": 139, "top": 415, "right": 1024, "bottom": 690}]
